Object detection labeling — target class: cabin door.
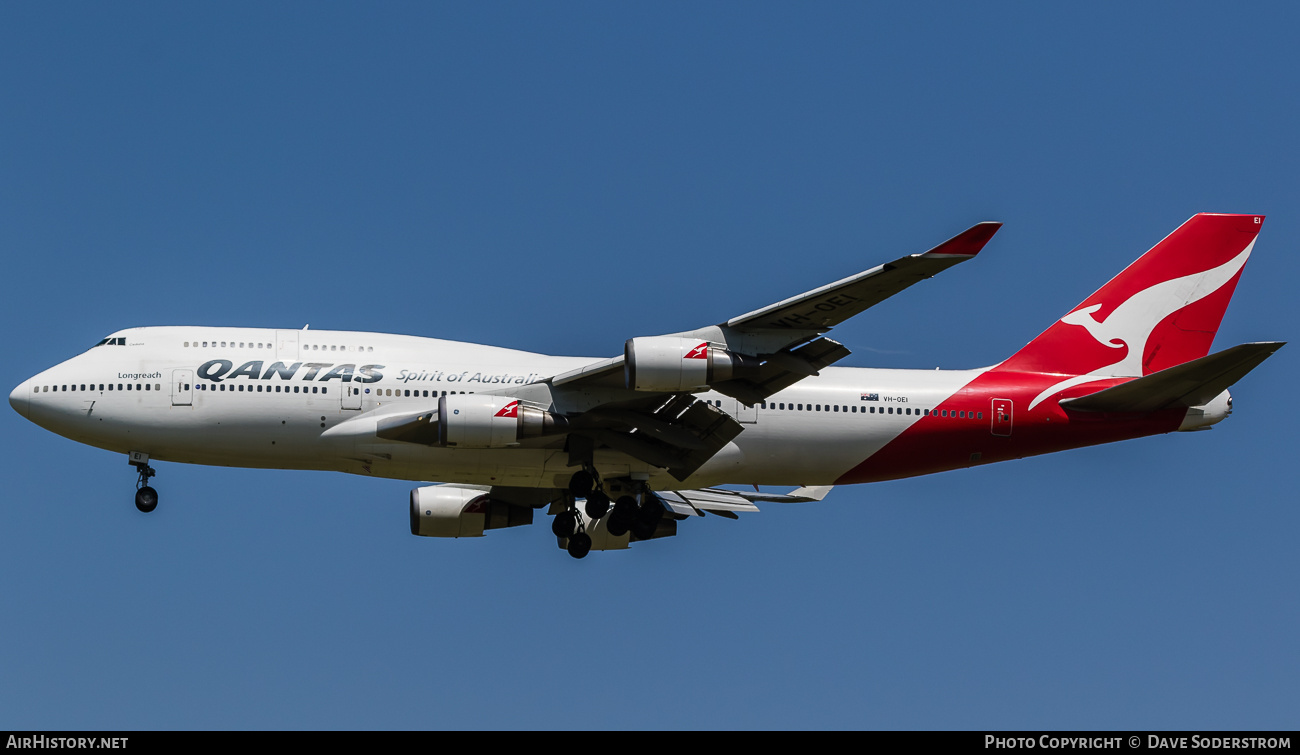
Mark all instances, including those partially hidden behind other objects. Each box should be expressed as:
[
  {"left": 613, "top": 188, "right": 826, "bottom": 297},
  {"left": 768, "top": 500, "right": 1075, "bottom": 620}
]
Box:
[
  {"left": 991, "top": 398, "right": 1013, "bottom": 436},
  {"left": 171, "top": 369, "right": 193, "bottom": 407}
]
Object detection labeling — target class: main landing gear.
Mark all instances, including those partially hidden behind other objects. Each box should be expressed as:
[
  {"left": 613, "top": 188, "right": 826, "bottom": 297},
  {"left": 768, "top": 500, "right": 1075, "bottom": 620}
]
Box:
[
  {"left": 553, "top": 468, "right": 602, "bottom": 559},
  {"left": 605, "top": 491, "right": 663, "bottom": 541},
  {"left": 555, "top": 470, "right": 667, "bottom": 559},
  {"left": 129, "top": 451, "right": 158, "bottom": 513}
]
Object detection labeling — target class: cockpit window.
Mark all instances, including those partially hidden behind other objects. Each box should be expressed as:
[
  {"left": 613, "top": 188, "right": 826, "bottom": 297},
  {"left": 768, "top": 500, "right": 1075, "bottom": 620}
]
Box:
[{"left": 93, "top": 337, "right": 126, "bottom": 347}]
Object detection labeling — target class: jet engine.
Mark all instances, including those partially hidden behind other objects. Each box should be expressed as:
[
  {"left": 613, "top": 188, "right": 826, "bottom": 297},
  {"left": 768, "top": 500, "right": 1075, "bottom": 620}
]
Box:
[
  {"left": 377, "top": 394, "right": 568, "bottom": 448},
  {"left": 624, "top": 336, "right": 759, "bottom": 392},
  {"left": 409, "top": 484, "right": 534, "bottom": 538}
]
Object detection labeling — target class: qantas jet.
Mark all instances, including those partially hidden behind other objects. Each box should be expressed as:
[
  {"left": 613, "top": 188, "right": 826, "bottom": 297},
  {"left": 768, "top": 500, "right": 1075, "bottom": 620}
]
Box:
[{"left": 9, "top": 213, "right": 1283, "bottom": 558}]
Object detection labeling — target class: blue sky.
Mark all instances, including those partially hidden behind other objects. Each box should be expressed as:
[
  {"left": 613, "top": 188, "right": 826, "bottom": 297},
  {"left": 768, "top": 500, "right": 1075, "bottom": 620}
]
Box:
[{"left": 2, "top": 3, "right": 1297, "bottom": 729}]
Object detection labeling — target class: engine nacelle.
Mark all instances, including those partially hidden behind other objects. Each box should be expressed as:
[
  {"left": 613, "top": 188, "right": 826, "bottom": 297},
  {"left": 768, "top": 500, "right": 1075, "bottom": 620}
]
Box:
[
  {"left": 409, "top": 484, "right": 534, "bottom": 538},
  {"left": 435, "top": 394, "right": 568, "bottom": 448},
  {"left": 376, "top": 395, "right": 567, "bottom": 448},
  {"left": 624, "top": 336, "right": 758, "bottom": 392},
  {"left": 438, "top": 394, "right": 521, "bottom": 448}
]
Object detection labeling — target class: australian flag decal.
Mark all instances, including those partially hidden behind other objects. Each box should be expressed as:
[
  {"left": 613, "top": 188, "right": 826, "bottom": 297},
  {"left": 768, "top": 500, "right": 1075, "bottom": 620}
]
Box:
[{"left": 860, "top": 393, "right": 878, "bottom": 401}]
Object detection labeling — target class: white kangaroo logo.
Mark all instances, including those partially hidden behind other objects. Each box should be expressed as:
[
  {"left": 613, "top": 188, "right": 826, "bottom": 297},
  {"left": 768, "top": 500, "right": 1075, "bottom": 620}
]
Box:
[{"left": 1027, "top": 239, "right": 1255, "bottom": 411}]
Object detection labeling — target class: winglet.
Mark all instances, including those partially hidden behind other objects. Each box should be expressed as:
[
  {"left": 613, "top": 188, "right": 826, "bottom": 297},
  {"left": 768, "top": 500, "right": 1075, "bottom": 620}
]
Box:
[{"left": 919, "top": 221, "right": 1003, "bottom": 259}]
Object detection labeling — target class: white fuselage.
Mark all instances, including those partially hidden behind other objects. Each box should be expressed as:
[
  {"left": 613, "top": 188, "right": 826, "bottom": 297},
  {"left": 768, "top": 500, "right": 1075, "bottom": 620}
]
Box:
[{"left": 11, "top": 326, "right": 982, "bottom": 490}]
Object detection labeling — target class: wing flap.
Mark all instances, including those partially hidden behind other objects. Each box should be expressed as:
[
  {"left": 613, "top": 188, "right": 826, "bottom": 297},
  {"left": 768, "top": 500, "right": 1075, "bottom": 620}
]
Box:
[
  {"left": 711, "top": 337, "right": 852, "bottom": 405},
  {"left": 574, "top": 395, "right": 744, "bottom": 481},
  {"left": 651, "top": 488, "right": 761, "bottom": 517},
  {"left": 649, "top": 485, "right": 834, "bottom": 517}
]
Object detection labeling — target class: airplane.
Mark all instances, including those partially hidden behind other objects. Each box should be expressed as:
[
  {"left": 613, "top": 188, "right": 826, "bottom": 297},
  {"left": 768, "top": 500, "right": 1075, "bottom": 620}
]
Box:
[{"left": 9, "top": 213, "right": 1283, "bottom": 559}]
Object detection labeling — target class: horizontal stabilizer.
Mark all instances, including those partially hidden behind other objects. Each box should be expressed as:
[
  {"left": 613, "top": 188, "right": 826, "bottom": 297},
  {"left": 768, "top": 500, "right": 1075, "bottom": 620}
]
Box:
[{"left": 1060, "top": 341, "right": 1285, "bottom": 413}]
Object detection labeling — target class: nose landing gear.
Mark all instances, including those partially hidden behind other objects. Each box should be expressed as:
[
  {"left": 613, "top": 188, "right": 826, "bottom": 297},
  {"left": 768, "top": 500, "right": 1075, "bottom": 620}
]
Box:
[{"left": 129, "top": 451, "right": 158, "bottom": 513}]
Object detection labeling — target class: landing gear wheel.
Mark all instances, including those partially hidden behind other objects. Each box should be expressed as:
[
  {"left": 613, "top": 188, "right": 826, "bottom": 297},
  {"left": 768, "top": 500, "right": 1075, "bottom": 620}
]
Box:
[
  {"left": 551, "top": 509, "right": 579, "bottom": 538},
  {"left": 568, "top": 470, "right": 594, "bottom": 497},
  {"left": 606, "top": 496, "right": 637, "bottom": 537},
  {"left": 131, "top": 459, "right": 158, "bottom": 513},
  {"left": 135, "top": 486, "right": 158, "bottom": 513},
  {"left": 566, "top": 531, "right": 592, "bottom": 559},
  {"left": 631, "top": 502, "right": 664, "bottom": 541},
  {"left": 584, "top": 489, "right": 610, "bottom": 519}
]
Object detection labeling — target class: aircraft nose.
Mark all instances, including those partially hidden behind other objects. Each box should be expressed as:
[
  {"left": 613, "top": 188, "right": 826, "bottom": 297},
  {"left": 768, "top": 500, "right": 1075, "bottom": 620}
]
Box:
[{"left": 10, "top": 381, "right": 29, "bottom": 419}]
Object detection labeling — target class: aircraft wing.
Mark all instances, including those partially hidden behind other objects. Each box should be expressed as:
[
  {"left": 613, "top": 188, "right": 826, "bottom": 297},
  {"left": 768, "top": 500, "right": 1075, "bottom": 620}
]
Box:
[
  {"left": 550, "top": 221, "right": 1001, "bottom": 400},
  {"left": 724, "top": 221, "right": 1003, "bottom": 331},
  {"left": 478, "top": 223, "right": 1001, "bottom": 481}
]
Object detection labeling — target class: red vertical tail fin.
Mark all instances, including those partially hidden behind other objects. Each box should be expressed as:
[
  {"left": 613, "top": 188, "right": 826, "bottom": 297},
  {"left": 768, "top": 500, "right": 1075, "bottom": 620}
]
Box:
[{"left": 998, "top": 213, "right": 1263, "bottom": 380}]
